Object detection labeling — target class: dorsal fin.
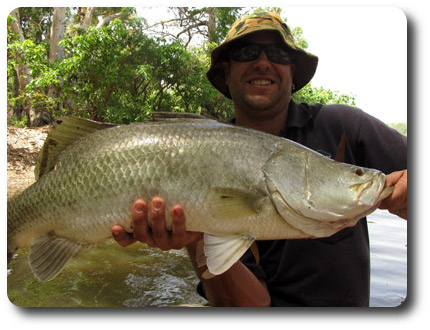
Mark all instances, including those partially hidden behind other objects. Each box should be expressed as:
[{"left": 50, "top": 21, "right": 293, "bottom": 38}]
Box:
[
  {"left": 35, "top": 117, "right": 118, "bottom": 179},
  {"left": 151, "top": 112, "right": 210, "bottom": 121}
]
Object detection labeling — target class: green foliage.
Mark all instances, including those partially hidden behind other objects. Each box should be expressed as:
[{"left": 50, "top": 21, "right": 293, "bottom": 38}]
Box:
[
  {"left": 291, "top": 27, "right": 308, "bottom": 50},
  {"left": 59, "top": 17, "right": 226, "bottom": 123},
  {"left": 7, "top": 38, "right": 62, "bottom": 115},
  {"left": 209, "top": 7, "right": 242, "bottom": 44},
  {"left": 17, "top": 7, "right": 54, "bottom": 41},
  {"left": 292, "top": 84, "right": 356, "bottom": 106},
  {"left": 7, "top": 114, "right": 28, "bottom": 127},
  {"left": 387, "top": 121, "right": 407, "bottom": 136},
  {"left": 60, "top": 18, "right": 153, "bottom": 122},
  {"left": 7, "top": 7, "right": 356, "bottom": 126}
]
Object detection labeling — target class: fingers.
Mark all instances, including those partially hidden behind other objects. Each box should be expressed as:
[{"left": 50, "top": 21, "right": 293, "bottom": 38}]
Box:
[
  {"left": 379, "top": 170, "right": 407, "bottom": 220},
  {"left": 171, "top": 205, "right": 187, "bottom": 249},
  {"left": 150, "top": 197, "right": 171, "bottom": 250},
  {"left": 172, "top": 205, "right": 204, "bottom": 248},
  {"left": 113, "top": 197, "right": 202, "bottom": 250},
  {"left": 112, "top": 224, "right": 137, "bottom": 247},
  {"left": 131, "top": 199, "right": 155, "bottom": 247}
]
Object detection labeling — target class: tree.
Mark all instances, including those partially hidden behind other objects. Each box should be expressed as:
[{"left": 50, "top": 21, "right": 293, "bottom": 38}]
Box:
[
  {"left": 387, "top": 122, "right": 407, "bottom": 136},
  {"left": 7, "top": 7, "right": 137, "bottom": 126},
  {"left": 49, "top": 7, "right": 66, "bottom": 64},
  {"left": 144, "top": 7, "right": 241, "bottom": 46},
  {"left": 292, "top": 84, "right": 356, "bottom": 106},
  {"left": 46, "top": 7, "right": 66, "bottom": 118},
  {"left": 7, "top": 7, "right": 356, "bottom": 127},
  {"left": 7, "top": 7, "right": 242, "bottom": 125},
  {"left": 8, "top": 9, "right": 32, "bottom": 120},
  {"left": 8, "top": 7, "right": 67, "bottom": 126}
]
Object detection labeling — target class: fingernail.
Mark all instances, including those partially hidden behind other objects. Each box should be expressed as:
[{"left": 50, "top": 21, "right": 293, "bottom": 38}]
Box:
[
  {"left": 173, "top": 207, "right": 183, "bottom": 217},
  {"left": 135, "top": 203, "right": 144, "bottom": 214},
  {"left": 152, "top": 199, "right": 162, "bottom": 211}
]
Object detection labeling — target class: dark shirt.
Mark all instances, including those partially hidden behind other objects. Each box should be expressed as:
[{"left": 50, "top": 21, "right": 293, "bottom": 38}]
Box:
[{"left": 239, "top": 101, "right": 407, "bottom": 306}]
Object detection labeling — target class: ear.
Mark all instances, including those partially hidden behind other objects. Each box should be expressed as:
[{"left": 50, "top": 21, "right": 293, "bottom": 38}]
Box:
[{"left": 222, "top": 61, "right": 230, "bottom": 86}]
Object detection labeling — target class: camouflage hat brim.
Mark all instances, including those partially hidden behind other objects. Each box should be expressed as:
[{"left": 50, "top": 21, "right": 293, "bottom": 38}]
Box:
[{"left": 206, "top": 12, "right": 318, "bottom": 98}]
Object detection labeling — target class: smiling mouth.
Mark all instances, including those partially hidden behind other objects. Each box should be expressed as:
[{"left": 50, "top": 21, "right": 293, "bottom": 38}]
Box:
[{"left": 249, "top": 79, "right": 274, "bottom": 86}]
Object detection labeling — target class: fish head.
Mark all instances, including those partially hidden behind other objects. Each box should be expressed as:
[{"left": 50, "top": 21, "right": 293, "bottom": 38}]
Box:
[
  {"left": 263, "top": 147, "right": 393, "bottom": 223},
  {"left": 303, "top": 157, "right": 390, "bottom": 219}
]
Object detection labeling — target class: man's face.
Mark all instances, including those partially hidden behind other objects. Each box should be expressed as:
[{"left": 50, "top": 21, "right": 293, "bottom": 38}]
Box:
[{"left": 223, "top": 31, "right": 295, "bottom": 120}]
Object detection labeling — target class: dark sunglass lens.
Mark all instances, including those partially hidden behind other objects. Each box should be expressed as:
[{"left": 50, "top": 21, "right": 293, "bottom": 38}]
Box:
[
  {"left": 232, "top": 44, "right": 261, "bottom": 62},
  {"left": 230, "top": 43, "right": 294, "bottom": 64},
  {"left": 265, "top": 44, "right": 294, "bottom": 64}
]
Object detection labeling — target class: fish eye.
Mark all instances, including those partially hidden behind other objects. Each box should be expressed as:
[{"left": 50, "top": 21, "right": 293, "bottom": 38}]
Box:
[{"left": 354, "top": 168, "right": 364, "bottom": 176}]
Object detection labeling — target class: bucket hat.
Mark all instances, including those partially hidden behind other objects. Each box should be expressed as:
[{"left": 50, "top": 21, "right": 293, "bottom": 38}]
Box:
[{"left": 206, "top": 12, "right": 319, "bottom": 98}]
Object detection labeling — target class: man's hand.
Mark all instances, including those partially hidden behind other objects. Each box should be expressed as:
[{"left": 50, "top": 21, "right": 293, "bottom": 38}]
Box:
[
  {"left": 113, "top": 197, "right": 270, "bottom": 306},
  {"left": 111, "top": 197, "right": 203, "bottom": 250},
  {"left": 379, "top": 170, "right": 407, "bottom": 220}
]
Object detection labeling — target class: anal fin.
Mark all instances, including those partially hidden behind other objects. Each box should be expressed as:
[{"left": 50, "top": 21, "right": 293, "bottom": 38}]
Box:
[{"left": 29, "top": 233, "right": 88, "bottom": 281}]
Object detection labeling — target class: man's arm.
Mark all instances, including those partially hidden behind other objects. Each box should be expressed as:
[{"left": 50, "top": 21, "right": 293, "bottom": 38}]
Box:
[
  {"left": 186, "top": 240, "right": 271, "bottom": 307},
  {"left": 112, "top": 197, "right": 271, "bottom": 307}
]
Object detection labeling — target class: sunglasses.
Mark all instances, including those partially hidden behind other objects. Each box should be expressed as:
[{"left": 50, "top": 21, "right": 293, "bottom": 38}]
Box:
[{"left": 229, "top": 42, "right": 295, "bottom": 65}]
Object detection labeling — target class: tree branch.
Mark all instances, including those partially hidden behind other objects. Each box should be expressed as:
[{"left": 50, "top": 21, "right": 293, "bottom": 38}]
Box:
[{"left": 96, "top": 11, "right": 125, "bottom": 28}]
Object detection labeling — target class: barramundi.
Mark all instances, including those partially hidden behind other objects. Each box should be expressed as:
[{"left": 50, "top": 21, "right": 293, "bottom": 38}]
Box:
[{"left": 7, "top": 116, "right": 393, "bottom": 281}]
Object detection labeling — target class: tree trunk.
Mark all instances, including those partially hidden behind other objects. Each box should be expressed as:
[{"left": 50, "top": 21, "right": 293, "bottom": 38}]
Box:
[
  {"left": 207, "top": 7, "right": 217, "bottom": 43},
  {"left": 9, "top": 9, "right": 31, "bottom": 93},
  {"left": 80, "top": 7, "right": 96, "bottom": 30},
  {"left": 43, "top": 7, "right": 67, "bottom": 126},
  {"left": 96, "top": 11, "right": 125, "bottom": 28},
  {"left": 49, "top": 7, "right": 66, "bottom": 63},
  {"left": 9, "top": 9, "right": 33, "bottom": 125}
]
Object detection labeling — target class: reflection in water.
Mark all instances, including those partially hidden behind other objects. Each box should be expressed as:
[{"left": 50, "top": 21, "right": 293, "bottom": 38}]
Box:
[
  {"left": 7, "top": 210, "right": 406, "bottom": 307},
  {"left": 368, "top": 210, "right": 407, "bottom": 307}
]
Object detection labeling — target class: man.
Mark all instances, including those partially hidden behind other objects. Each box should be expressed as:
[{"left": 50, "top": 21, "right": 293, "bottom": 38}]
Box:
[{"left": 112, "top": 12, "right": 407, "bottom": 306}]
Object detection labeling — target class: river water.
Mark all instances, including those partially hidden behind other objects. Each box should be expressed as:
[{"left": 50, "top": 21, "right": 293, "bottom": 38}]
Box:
[{"left": 7, "top": 210, "right": 406, "bottom": 307}]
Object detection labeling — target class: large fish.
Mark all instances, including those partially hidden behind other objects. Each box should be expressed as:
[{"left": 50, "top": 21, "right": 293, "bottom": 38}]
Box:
[{"left": 7, "top": 116, "right": 392, "bottom": 281}]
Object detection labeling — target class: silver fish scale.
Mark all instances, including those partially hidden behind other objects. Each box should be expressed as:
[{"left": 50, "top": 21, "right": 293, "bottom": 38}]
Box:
[{"left": 8, "top": 119, "right": 292, "bottom": 249}]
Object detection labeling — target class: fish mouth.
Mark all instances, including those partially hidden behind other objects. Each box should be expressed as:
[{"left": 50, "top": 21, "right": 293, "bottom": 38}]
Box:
[{"left": 352, "top": 174, "right": 388, "bottom": 206}]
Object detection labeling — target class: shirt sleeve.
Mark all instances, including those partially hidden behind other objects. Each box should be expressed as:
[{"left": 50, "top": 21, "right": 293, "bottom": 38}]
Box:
[
  {"left": 354, "top": 109, "right": 407, "bottom": 173},
  {"left": 321, "top": 104, "right": 407, "bottom": 174}
]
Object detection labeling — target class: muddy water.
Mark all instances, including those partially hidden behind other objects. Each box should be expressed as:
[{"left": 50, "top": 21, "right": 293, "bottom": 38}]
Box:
[
  {"left": 7, "top": 240, "right": 207, "bottom": 307},
  {"left": 7, "top": 210, "right": 406, "bottom": 307}
]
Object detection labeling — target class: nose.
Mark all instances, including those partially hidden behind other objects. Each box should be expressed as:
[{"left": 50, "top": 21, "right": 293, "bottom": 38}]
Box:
[{"left": 252, "top": 51, "right": 272, "bottom": 70}]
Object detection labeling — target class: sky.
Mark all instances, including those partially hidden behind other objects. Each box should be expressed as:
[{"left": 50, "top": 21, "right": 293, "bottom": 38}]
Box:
[
  {"left": 139, "top": 6, "right": 407, "bottom": 123},
  {"left": 283, "top": 7, "right": 407, "bottom": 123}
]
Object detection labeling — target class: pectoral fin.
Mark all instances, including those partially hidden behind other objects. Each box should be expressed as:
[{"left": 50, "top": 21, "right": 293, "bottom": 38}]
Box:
[
  {"left": 208, "top": 187, "right": 269, "bottom": 221},
  {"left": 202, "top": 233, "right": 255, "bottom": 279},
  {"left": 29, "top": 233, "right": 88, "bottom": 281}
]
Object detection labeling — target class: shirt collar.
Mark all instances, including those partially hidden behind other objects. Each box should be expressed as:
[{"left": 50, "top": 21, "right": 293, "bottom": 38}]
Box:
[
  {"left": 284, "top": 100, "right": 313, "bottom": 128},
  {"left": 229, "top": 100, "right": 314, "bottom": 132}
]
